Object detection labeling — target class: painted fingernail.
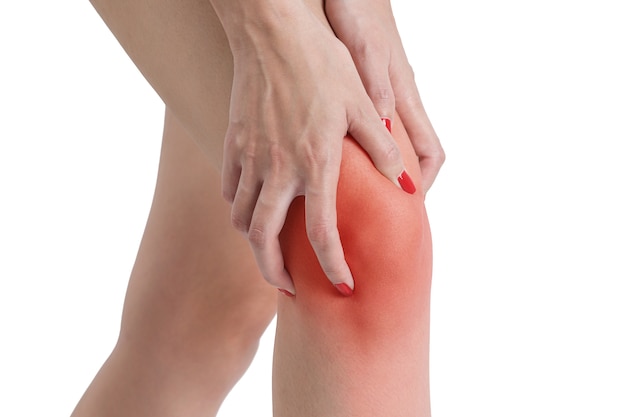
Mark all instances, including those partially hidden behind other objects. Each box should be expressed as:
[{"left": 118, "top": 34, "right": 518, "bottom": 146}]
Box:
[
  {"left": 381, "top": 117, "right": 392, "bottom": 133},
  {"left": 398, "top": 170, "right": 416, "bottom": 194},
  {"left": 278, "top": 289, "right": 295, "bottom": 298},
  {"left": 334, "top": 283, "right": 354, "bottom": 297}
]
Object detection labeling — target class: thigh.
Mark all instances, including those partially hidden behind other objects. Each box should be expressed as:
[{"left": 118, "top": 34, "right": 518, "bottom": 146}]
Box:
[
  {"left": 90, "top": 0, "right": 232, "bottom": 168},
  {"left": 118, "top": 108, "right": 276, "bottom": 353},
  {"left": 70, "top": 109, "right": 278, "bottom": 417},
  {"left": 90, "top": 0, "right": 329, "bottom": 171}
]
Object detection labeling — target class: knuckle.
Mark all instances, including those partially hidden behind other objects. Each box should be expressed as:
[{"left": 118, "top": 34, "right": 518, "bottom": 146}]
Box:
[
  {"left": 352, "top": 39, "right": 385, "bottom": 61},
  {"left": 268, "top": 142, "right": 286, "bottom": 175},
  {"left": 381, "top": 141, "right": 402, "bottom": 165},
  {"left": 302, "top": 142, "right": 332, "bottom": 169},
  {"left": 427, "top": 142, "right": 446, "bottom": 167},
  {"left": 436, "top": 148, "right": 447, "bottom": 166},
  {"left": 230, "top": 213, "right": 249, "bottom": 233},
  {"left": 242, "top": 144, "right": 258, "bottom": 167},
  {"left": 247, "top": 225, "right": 269, "bottom": 249},
  {"left": 223, "top": 130, "right": 237, "bottom": 151},
  {"left": 371, "top": 86, "right": 393, "bottom": 103},
  {"left": 226, "top": 119, "right": 245, "bottom": 136},
  {"left": 351, "top": 41, "right": 369, "bottom": 60},
  {"left": 224, "top": 124, "right": 245, "bottom": 152},
  {"left": 306, "top": 221, "right": 332, "bottom": 247}
]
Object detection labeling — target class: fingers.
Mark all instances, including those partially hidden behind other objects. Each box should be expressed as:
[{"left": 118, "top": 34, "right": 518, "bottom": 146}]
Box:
[
  {"left": 223, "top": 130, "right": 357, "bottom": 297},
  {"left": 395, "top": 83, "right": 445, "bottom": 194},
  {"left": 352, "top": 48, "right": 442, "bottom": 195},
  {"left": 324, "top": 0, "right": 443, "bottom": 193},
  {"left": 344, "top": 40, "right": 421, "bottom": 194},
  {"left": 222, "top": 137, "right": 296, "bottom": 293},
  {"left": 348, "top": 107, "right": 417, "bottom": 194},
  {"left": 246, "top": 178, "right": 298, "bottom": 295},
  {"left": 304, "top": 162, "right": 355, "bottom": 295},
  {"left": 351, "top": 44, "right": 396, "bottom": 121},
  {"left": 229, "top": 163, "right": 262, "bottom": 233},
  {"left": 221, "top": 132, "right": 241, "bottom": 204},
  {"left": 324, "top": 0, "right": 396, "bottom": 121}
]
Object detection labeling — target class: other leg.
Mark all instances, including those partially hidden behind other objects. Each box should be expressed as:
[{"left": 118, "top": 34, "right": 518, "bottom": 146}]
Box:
[{"left": 71, "top": 108, "right": 277, "bottom": 417}]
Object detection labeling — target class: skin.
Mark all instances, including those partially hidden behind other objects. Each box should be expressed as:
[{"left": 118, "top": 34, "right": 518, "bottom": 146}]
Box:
[
  {"left": 325, "top": 0, "right": 445, "bottom": 192},
  {"left": 212, "top": 0, "right": 409, "bottom": 294},
  {"left": 71, "top": 109, "right": 277, "bottom": 416},
  {"left": 73, "top": 0, "right": 443, "bottom": 415},
  {"left": 275, "top": 116, "right": 432, "bottom": 416}
]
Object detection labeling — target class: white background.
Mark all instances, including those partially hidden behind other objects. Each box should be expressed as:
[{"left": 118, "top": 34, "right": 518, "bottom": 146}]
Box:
[{"left": 1, "top": 1, "right": 624, "bottom": 416}]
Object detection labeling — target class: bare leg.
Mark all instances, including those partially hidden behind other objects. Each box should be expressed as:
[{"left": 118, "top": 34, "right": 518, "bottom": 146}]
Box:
[
  {"left": 75, "top": 2, "right": 276, "bottom": 415},
  {"left": 88, "top": 0, "right": 331, "bottom": 168},
  {"left": 276, "top": 116, "right": 432, "bottom": 416},
  {"left": 88, "top": 0, "right": 233, "bottom": 168},
  {"left": 70, "top": 109, "right": 277, "bottom": 417},
  {"left": 82, "top": 0, "right": 431, "bottom": 415}
]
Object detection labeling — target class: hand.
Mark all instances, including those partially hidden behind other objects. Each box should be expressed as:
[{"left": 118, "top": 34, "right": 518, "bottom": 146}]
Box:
[
  {"left": 325, "top": 0, "right": 445, "bottom": 193},
  {"left": 219, "top": 4, "right": 412, "bottom": 295}
]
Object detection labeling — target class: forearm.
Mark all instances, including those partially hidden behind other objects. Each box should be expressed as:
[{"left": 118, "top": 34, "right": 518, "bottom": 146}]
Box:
[{"left": 275, "top": 114, "right": 433, "bottom": 416}]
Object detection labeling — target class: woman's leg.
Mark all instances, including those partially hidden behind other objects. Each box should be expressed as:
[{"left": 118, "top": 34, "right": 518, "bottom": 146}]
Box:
[
  {"left": 70, "top": 109, "right": 277, "bottom": 417},
  {"left": 85, "top": 0, "right": 431, "bottom": 415},
  {"left": 88, "top": 0, "right": 331, "bottom": 168},
  {"left": 275, "top": 116, "right": 432, "bottom": 416},
  {"left": 74, "top": 3, "right": 278, "bottom": 415},
  {"left": 88, "top": 0, "right": 233, "bottom": 168}
]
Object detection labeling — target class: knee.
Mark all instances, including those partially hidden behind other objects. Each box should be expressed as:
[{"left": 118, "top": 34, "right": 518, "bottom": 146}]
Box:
[
  {"left": 279, "top": 131, "right": 432, "bottom": 336},
  {"left": 116, "top": 284, "right": 276, "bottom": 367}
]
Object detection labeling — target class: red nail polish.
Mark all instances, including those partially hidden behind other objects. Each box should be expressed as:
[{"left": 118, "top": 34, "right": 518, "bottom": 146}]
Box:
[
  {"left": 278, "top": 289, "right": 295, "bottom": 297},
  {"left": 398, "top": 170, "right": 416, "bottom": 194},
  {"left": 334, "top": 283, "right": 354, "bottom": 297},
  {"left": 381, "top": 117, "right": 392, "bottom": 133}
]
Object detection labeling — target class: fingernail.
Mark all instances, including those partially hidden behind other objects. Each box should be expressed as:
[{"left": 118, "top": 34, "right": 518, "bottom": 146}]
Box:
[
  {"left": 278, "top": 289, "right": 295, "bottom": 298},
  {"left": 381, "top": 117, "right": 392, "bottom": 133},
  {"left": 398, "top": 170, "right": 416, "bottom": 194},
  {"left": 334, "top": 283, "right": 354, "bottom": 297}
]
